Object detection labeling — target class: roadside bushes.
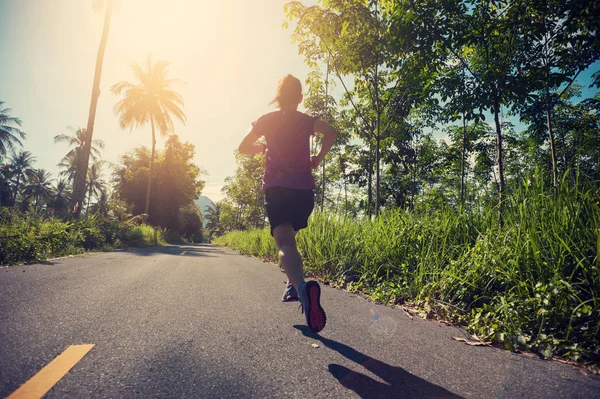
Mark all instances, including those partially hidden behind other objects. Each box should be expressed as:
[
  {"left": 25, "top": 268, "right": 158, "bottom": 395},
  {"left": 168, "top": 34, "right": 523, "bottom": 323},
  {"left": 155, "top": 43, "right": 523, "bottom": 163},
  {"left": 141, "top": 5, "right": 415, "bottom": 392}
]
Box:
[{"left": 0, "top": 208, "right": 165, "bottom": 265}]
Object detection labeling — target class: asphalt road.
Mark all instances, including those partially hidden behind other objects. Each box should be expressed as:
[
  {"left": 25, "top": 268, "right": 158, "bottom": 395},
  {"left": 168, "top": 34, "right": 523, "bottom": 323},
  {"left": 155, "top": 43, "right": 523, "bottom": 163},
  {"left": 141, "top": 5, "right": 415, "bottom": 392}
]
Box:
[{"left": 1, "top": 244, "right": 599, "bottom": 398}]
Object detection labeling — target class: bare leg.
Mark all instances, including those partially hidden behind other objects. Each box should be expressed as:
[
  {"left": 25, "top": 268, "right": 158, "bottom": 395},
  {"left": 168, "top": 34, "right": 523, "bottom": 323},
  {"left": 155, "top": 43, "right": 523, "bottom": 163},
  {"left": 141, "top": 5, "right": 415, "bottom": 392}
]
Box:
[{"left": 273, "top": 223, "right": 304, "bottom": 291}]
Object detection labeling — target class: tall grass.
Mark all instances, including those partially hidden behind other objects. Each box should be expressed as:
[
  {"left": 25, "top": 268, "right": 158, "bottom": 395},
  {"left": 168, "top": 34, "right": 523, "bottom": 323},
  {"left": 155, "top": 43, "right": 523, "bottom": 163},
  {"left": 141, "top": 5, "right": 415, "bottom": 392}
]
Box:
[{"left": 214, "top": 175, "right": 600, "bottom": 362}]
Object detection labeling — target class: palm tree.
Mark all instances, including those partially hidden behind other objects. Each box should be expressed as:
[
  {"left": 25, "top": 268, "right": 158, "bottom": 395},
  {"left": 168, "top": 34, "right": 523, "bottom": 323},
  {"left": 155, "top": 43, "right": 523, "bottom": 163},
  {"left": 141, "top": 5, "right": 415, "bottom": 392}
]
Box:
[
  {"left": 57, "top": 152, "right": 78, "bottom": 182},
  {"left": 9, "top": 150, "right": 35, "bottom": 203},
  {"left": 50, "top": 178, "right": 72, "bottom": 217},
  {"left": 89, "top": 188, "right": 110, "bottom": 217},
  {"left": 0, "top": 163, "right": 15, "bottom": 205},
  {"left": 55, "top": 127, "right": 105, "bottom": 182},
  {"left": 22, "top": 168, "right": 54, "bottom": 208},
  {"left": 85, "top": 161, "right": 106, "bottom": 214},
  {"left": 70, "top": 0, "right": 114, "bottom": 218},
  {"left": 0, "top": 102, "right": 26, "bottom": 160},
  {"left": 205, "top": 202, "right": 221, "bottom": 235},
  {"left": 111, "top": 55, "right": 186, "bottom": 216}
]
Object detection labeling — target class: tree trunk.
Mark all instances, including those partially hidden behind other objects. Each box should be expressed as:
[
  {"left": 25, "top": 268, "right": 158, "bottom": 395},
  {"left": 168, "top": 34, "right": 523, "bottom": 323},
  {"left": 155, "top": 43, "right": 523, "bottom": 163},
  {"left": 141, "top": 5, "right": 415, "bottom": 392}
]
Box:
[
  {"left": 543, "top": 28, "right": 558, "bottom": 188},
  {"left": 493, "top": 94, "right": 505, "bottom": 229},
  {"left": 321, "top": 56, "right": 330, "bottom": 212},
  {"left": 321, "top": 159, "right": 326, "bottom": 212},
  {"left": 70, "top": 0, "right": 113, "bottom": 218},
  {"left": 373, "top": 0, "right": 381, "bottom": 217},
  {"left": 374, "top": 73, "right": 381, "bottom": 217},
  {"left": 375, "top": 126, "right": 380, "bottom": 216},
  {"left": 344, "top": 175, "right": 348, "bottom": 215},
  {"left": 461, "top": 112, "right": 467, "bottom": 206},
  {"left": 367, "top": 139, "right": 373, "bottom": 218},
  {"left": 13, "top": 172, "right": 21, "bottom": 204},
  {"left": 86, "top": 184, "right": 93, "bottom": 215},
  {"left": 460, "top": 68, "right": 467, "bottom": 206},
  {"left": 410, "top": 166, "right": 414, "bottom": 210},
  {"left": 546, "top": 97, "right": 558, "bottom": 187},
  {"left": 145, "top": 118, "right": 156, "bottom": 216}
]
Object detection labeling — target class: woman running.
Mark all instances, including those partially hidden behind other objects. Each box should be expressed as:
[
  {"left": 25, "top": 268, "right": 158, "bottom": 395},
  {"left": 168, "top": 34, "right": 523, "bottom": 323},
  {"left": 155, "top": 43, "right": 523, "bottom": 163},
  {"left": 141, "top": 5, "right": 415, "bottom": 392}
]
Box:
[{"left": 238, "top": 74, "right": 337, "bottom": 333}]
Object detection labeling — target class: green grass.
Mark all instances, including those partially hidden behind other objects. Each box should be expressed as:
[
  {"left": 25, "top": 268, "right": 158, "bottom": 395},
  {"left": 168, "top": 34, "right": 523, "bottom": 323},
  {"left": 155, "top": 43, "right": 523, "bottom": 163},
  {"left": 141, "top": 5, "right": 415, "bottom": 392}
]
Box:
[
  {"left": 0, "top": 208, "right": 166, "bottom": 265},
  {"left": 214, "top": 175, "right": 600, "bottom": 363}
]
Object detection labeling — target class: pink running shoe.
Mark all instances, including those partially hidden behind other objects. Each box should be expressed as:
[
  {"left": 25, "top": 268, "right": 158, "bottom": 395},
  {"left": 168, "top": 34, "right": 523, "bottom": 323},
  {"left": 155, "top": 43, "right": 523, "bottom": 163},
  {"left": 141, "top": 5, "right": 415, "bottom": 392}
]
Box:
[{"left": 298, "top": 280, "right": 326, "bottom": 333}]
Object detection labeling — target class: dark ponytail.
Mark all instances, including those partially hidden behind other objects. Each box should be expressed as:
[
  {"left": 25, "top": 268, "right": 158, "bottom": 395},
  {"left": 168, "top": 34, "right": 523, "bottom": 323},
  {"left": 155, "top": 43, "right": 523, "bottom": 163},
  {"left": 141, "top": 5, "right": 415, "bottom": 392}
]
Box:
[{"left": 269, "top": 74, "right": 302, "bottom": 109}]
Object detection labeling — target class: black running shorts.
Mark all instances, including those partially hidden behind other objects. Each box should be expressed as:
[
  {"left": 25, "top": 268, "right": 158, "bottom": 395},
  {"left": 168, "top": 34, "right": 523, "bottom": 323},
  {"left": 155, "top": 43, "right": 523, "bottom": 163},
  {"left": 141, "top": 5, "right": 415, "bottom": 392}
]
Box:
[{"left": 264, "top": 187, "right": 314, "bottom": 235}]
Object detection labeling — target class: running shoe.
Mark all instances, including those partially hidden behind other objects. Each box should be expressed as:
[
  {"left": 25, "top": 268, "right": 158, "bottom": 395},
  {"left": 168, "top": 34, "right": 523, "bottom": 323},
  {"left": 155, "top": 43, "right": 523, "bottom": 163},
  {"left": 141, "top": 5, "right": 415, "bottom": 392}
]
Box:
[
  {"left": 298, "top": 280, "right": 327, "bottom": 333},
  {"left": 282, "top": 282, "right": 299, "bottom": 302}
]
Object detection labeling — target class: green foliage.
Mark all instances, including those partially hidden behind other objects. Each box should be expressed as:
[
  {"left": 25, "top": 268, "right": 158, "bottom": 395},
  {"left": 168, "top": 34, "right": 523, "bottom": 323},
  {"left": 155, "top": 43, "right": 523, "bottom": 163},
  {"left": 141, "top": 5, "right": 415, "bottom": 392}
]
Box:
[
  {"left": 122, "top": 223, "right": 166, "bottom": 247},
  {"left": 0, "top": 207, "right": 166, "bottom": 265},
  {"left": 177, "top": 203, "right": 204, "bottom": 243},
  {"left": 213, "top": 228, "right": 277, "bottom": 261},
  {"left": 54, "top": 127, "right": 105, "bottom": 183},
  {"left": 110, "top": 55, "right": 187, "bottom": 217},
  {"left": 113, "top": 134, "right": 206, "bottom": 237},
  {"left": 219, "top": 152, "right": 266, "bottom": 232},
  {"left": 215, "top": 173, "right": 600, "bottom": 362},
  {"left": 0, "top": 102, "right": 26, "bottom": 159}
]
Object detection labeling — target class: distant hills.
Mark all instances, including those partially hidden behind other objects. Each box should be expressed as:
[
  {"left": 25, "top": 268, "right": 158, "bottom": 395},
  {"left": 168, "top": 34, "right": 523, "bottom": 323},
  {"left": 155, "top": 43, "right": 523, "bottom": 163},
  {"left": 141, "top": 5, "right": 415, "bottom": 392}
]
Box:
[{"left": 194, "top": 195, "right": 216, "bottom": 226}]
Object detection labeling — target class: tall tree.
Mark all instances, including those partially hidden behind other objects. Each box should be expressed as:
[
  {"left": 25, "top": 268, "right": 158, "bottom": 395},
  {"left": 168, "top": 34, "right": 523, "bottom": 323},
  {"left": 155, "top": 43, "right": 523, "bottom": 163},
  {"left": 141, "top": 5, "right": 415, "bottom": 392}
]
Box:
[
  {"left": 303, "top": 69, "right": 343, "bottom": 211},
  {"left": 70, "top": 0, "right": 113, "bottom": 218},
  {"left": 113, "top": 135, "right": 204, "bottom": 230},
  {"left": 396, "top": 0, "right": 530, "bottom": 226},
  {"left": 9, "top": 150, "right": 35, "bottom": 204},
  {"left": 54, "top": 127, "right": 105, "bottom": 182},
  {"left": 286, "top": 0, "right": 430, "bottom": 216},
  {"left": 0, "top": 164, "right": 14, "bottom": 206},
  {"left": 0, "top": 102, "right": 26, "bottom": 159},
  {"left": 204, "top": 202, "right": 221, "bottom": 236},
  {"left": 220, "top": 152, "right": 265, "bottom": 230},
  {"left": 89, "top": 189, "right": 110, "bottom": 217},
  {"left": 445, "top": 122, "right": 493, "bottom": 205},
  {"left": 111, "top": 56, "right": 187, "bottom": 216},
  {"left": 516, "top": 0, "right": 600, "bottom": 186},
  {"left": 22, "top": 169, "right": 54, "bottom": 208},
  {"left": 86, "top": 161, "right": 106, "bottom": 215},
  {"left": 50, "top": 178, "right": 72, "bottom": 218}
]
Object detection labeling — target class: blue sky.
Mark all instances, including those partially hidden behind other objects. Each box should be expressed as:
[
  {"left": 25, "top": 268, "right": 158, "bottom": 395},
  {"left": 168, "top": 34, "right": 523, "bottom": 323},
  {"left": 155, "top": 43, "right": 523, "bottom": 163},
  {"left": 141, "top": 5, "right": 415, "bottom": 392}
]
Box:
[{"left": 1, "top": 1, "right": 598, "bottom": 202}]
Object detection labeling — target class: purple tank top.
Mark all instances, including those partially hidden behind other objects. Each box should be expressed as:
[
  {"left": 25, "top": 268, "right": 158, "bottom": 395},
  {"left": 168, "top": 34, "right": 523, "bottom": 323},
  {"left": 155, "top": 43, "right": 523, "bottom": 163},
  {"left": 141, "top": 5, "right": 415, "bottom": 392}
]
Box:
[{"left": 251, "top": 110, "right": 317, "bottom": 191}]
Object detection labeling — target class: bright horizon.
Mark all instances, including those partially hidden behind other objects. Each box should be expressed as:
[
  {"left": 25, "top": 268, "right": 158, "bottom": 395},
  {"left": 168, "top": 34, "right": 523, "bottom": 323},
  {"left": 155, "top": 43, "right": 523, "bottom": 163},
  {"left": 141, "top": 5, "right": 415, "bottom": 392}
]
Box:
[{"left": 0, "top": 0, "right": 317, "bottom": 202}]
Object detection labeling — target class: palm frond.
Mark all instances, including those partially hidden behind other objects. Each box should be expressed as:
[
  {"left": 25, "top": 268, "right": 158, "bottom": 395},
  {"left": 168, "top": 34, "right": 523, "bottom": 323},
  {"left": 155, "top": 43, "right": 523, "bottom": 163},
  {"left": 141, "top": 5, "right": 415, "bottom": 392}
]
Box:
[
  {"left": 0, "top": 105, "right": 26, "bottom": 156},
  {"left": 110, "top": 81, "right": 140, "bottom": 95},
  {"left": 113, "top": 56, "right": 186, "bottom": 143},
  {"left": 159, "top": 89, "right": 185, "bottom": 106},
  {"left": 160, "top": 98, "right": 187, "bottom": 124}
]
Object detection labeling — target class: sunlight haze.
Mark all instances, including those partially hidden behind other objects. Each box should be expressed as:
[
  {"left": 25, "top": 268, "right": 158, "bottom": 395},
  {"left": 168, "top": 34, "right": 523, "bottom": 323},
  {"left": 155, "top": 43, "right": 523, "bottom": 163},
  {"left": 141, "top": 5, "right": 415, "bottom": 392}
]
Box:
[{"left": 0, "top": 0, "right": 316, "bottom": 201}]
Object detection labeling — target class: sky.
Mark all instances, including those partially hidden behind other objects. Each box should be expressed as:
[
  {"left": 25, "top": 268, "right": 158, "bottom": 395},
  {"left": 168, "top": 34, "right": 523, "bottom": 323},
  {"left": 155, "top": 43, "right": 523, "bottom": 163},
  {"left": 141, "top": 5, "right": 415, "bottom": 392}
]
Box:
[
  {"left": 0, "top": 0, "right": 317, "bottom": 202},
  {"left": 1, "top": 1, "right": 598, "bottom": 203}
]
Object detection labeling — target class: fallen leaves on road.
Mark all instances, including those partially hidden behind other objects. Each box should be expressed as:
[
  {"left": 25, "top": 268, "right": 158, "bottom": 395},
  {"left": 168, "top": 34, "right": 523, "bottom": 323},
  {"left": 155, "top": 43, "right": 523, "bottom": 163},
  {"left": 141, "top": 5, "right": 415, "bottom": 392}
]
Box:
[
  {"left": 402, "top": 308, "right": 414, "bottom": 320},
  {"left": 452, "top": 336, "right": 490, "bottom": 346}
]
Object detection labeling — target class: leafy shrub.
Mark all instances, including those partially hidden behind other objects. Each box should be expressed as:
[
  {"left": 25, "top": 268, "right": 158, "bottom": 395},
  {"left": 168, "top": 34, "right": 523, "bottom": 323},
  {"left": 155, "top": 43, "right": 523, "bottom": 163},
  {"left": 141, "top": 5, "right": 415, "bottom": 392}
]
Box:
[{"left": 0, "top": 207, "right": 166, "bottom": 265}]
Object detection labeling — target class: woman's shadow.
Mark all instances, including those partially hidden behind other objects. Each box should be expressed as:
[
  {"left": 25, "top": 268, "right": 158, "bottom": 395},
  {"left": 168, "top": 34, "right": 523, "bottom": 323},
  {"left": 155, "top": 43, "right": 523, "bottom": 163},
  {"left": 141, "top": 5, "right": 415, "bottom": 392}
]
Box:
[{"left": 294, "top": 325, "right": 462, "bottom": 399}]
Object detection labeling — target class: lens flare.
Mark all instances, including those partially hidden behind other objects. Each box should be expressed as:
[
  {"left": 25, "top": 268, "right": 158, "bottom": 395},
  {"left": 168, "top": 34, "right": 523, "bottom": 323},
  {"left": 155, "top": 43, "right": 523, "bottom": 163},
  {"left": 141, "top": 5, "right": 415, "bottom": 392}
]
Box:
[{"left": 369, "top": 307, "right": 398, "bottom": 342}]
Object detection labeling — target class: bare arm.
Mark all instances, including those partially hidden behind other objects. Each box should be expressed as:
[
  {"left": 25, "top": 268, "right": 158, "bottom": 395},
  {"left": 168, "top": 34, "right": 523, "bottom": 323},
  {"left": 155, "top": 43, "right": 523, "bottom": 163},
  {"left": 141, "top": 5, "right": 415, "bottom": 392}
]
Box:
[
  {"left": 311, "top": 119, "right": 337, "bottom": 169},
  {"left": 238, "top": 130, "right": 265, "bottom": 155}
]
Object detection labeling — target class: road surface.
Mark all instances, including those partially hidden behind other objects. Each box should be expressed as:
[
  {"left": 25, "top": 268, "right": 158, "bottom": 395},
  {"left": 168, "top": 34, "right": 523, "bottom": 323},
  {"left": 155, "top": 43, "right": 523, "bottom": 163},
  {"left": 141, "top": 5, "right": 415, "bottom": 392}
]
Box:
[{"left": 1, "top": 244, "right": 599, "bottom": 398}]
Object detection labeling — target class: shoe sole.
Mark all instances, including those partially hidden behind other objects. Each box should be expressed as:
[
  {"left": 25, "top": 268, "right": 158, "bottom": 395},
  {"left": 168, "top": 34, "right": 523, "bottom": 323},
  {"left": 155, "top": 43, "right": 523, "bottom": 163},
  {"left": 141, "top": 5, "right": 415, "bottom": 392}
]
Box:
[
  {"left": 282, "top": 295, "right": 299, "bottom": 302},
  {"left": 305, "top": 281, "right": 326, "bottom": 333}
]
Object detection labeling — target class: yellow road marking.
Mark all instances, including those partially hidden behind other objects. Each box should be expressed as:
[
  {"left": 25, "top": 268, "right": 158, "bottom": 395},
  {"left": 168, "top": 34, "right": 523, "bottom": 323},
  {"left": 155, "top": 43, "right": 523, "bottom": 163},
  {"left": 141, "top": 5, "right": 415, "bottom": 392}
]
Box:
[{"left": 7, "top": 344, "right": 95, "bottom": 399}]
